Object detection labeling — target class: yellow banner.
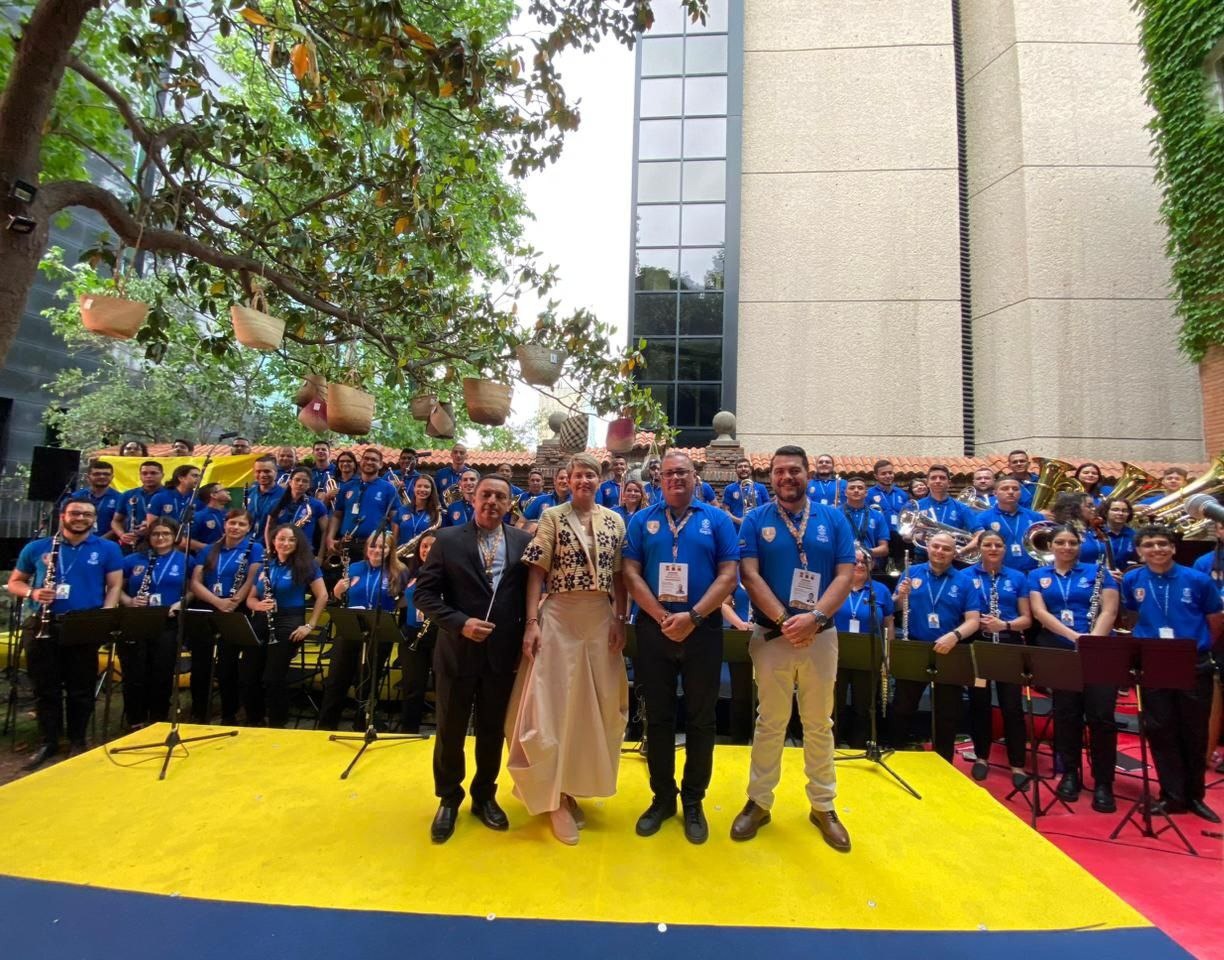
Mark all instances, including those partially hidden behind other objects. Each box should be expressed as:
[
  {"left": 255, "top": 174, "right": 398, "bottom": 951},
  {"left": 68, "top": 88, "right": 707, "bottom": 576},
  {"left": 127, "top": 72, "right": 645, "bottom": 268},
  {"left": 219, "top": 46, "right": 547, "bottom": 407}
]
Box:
[{"left": 99, "top": 454, "right": 261, "bottom": 492}]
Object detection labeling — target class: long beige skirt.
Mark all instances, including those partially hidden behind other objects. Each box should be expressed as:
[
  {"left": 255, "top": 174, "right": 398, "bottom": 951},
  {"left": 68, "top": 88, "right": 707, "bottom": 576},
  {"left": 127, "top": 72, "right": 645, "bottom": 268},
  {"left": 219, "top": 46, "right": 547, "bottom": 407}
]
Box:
[{"left": 505, "top": 591, "right": 629, "bottom": 815}]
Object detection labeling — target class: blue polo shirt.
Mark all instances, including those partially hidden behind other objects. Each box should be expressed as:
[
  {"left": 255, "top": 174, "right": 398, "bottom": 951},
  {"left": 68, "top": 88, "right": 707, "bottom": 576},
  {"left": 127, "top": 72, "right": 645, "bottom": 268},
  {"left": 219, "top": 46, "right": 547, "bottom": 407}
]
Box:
[
  {"left": 191, "top": 506, "right": 228, "bottom": 546},
  {"left": 15, "top": 534, "right": 124, "bottom": 616},
  {"left": 596, "top": 479, "right": 621, "bottom": 508},
  {"left": 968, "top": 564, "right": 1028, "bottom": 624},
  {"left": 916, "top": 495, "right": 973, "bottom": 531},
  {"left": 806, "top": 476, "right": 847, "bottom": 506},
  {"left": 122, "top": 550, "right": 190, "bottom": 607},
  {"left": 867, "top": 484, "right": 910, "bottom": 531},
  {"left": 1078, "top": 534, "right": 1104, "bottom": 566},
  {"left": 115, "top": 486, "right": 162, "bottom": 530},
  {"left": 1026, "top": 562, "right": 1118, "bottom": 647},
  {"left": 70, "top": 487, "right": 122, "bottom": 538},
  {"left": 397, "top": 507, "right": 438, "bottom": 544},
  {"left": 343, "top": 561, "right": 402, "bottom": 612},
  {"left": 834, "top": 580, "right": 894, "bottom": 633},
  {"left": 614, "top": 505, "right": 647, "bottom": 527},
  {"left": 336, "top": 478, "right": 398, "bottom": 538},
  {"left": 256, "top": 559, "right": 323, "bottom": 610},
  {"left": 900, "top": 563, "right": 979, "bottom": 642},
  {"left": 841, "top": 505, "right": 890, "bottom": 551},
  {"left": 624, "top": 500, "right": 739, "bottom": 615},
  {"left": 444, "top": 499, "right": 474, "bottom": 528},
  {"left": 311, "top": 464, "right": 337, "bottom": 493},
  {"left": 1103, "top": 527, "right": 1137, "bottom": 569},
  {"left": 1011, "top": 473, "right": 1038, "bottom": 508},
  {"left": 524, "top": 492, "right": 569, "bottom": 521},
  {"left": 971, "top": 505, "right": 1045, "bottom": 572},
  {"left": 1122, "top": 564, "right": 1222, "bottom": 653},
  {"left": 195, "top": 539, "right": 264, "bottom": 597},
  {"left": 722, "top": 481, "right": 771, "bottom": 519},
  {"left": 268, "top": 495, "right": 328, "bottom": 542},
  {"left": 244, "top": 485, "right": 282, "bottom": 538},
  {"left": 738, "top": 501, "right": 855, "bottom": 617},
  {"left": 432, "top": 466, "right": 463, "bottom": 499},
  {"left": 1192, "top": 550, "right": 1223, "bottom": 604},
  {"left": 695, "top": 481, "right": 718, "bottom": 505},
  {"left": 642, "top": 481, "right": 663, "bottom": 506}
]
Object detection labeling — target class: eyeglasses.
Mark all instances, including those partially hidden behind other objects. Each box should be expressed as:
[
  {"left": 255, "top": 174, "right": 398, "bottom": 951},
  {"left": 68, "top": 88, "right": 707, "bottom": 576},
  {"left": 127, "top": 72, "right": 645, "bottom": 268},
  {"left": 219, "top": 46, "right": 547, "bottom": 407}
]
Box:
[
  {"left": 662, "top": 469, "right": 691, "bottom": 479},
  {"left": 64, "top": 511, "right": 95, "bottom": 519},
  {"left": 149, "top": 530, "right": 173, "bottom": 538}
]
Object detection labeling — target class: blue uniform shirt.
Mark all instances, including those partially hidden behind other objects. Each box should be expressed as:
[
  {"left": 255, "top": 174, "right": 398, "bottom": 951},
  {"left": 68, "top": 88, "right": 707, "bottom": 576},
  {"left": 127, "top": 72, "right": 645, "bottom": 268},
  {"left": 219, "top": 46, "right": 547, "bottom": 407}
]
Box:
[
  {"left": 694, "top": 481, "right": 718, "bottom": 505},
  {"left": 15, "top": 534, "right": 124, "bottom": 616},
  {"left": 972, "top": 505, "right": 1045, "bottom": 572},
  {"left": 70, "top": 487, "right": 122, "bottom": 538},
  {"left": 834, "top": 580, "right": 894, "bottom": 633},
  {"left": 343, "top": 560, "right": 401, "bottom": 612},
  {"left": 840, "top": 505, "right": 890, "bottom": 551},
  {"left": 1103, "top": 527, "right": 1137, "bottom": 569},
  {"left": 115, "top": 486, "right": 161, "bottom": 531},
  {"left": 866, "top": 484, "right": 911, "bottom": 532},
  {"left": 614, "top": 505, "right": 646, "bottom": 527},
  {"left": 1122, "top": 564, "right": 1223, "bottom": 653},
  {"left": 722, "top": 481, "right": 770, "bottom": 519},
  {"left": 336, "top": 478, "right": 398, "bottom": 538},
  {"left": 524, "top": 492, "right": 569, "bottom": 521},
  {"left": 444, "top": 500, "right": 474, "bottom": 528},
  {"left": 1192, "top": 549, "right": 1224, "bottom": 604},
  {"left": 623, "top": 500, "right": 739, "bottom": 615},
  {"left": 310, "top": 464, "right": 337, "bottom": 494},
  {"left": 738, "top": 501, "right": 855, "bottom": 617},
  {"left": 244, "top": 485, "right": 282, "bottom": 538},
  {"left": 806, "top": 476, "right": 847, "bottom": 506},
  {"left": 968, "top": 564, "right": 1028, "bottom": 624},
  {"left": 268, "top": 495, "right": 328, "bottom": 542},
  {"left": 257, "top": 559, "right": 323, "bottom": 609},
  {"left": 596, "top": 479, "right": 621, "bottom": 508},
  {"left": 403, "top": 581, "right": 424, "bottom": 627},
  {"left": 1026, "top": 562, "right": 1118, "bottom": 647},
  {"left": 1078, "top": 534, "right": 1104, "bottom": 566},
  {"left": 723, "top": 579, "right": 750, "bottom": 626},
  {"left": 191, "top": 506, "right": 228, "bottom": 546},
  {"left": 122, "top": 550, "right": 190, "bottom": 607},
  {"left": 641, "top": 481, "right": 664, "bottom": 506},
  {"left": 195, "top": 539, "right": 264, "bottom": 597},
  {"left": 432, "top": 466, "right": 463, "bottom": 499},
  {"left": 397, "top": 507, "right": 438, "bottom": 544},
  {"left": 900, "top": 563, "right": 979, "bottom": 642}
]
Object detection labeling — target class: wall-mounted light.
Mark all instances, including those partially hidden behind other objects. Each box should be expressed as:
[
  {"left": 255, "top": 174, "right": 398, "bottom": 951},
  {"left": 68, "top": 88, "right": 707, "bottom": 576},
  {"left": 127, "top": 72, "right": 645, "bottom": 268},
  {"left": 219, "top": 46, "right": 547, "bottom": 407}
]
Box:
[
  {"left": 8, "top": 179, "right": 36, "bottom": 204},
  {"left": 6, "top": 214, "right": 36, "bottom": 234}
]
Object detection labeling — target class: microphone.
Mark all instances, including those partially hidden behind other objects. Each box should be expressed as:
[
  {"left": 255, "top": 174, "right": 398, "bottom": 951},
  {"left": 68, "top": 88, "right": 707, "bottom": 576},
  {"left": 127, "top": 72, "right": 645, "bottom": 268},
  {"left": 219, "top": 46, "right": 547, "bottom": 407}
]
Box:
[
  {"left": 1186, "top": 494, "right": 1224, "bottom": 525},
  {"left": 218, "top": 431, "right": 238, "bottom": 441}
]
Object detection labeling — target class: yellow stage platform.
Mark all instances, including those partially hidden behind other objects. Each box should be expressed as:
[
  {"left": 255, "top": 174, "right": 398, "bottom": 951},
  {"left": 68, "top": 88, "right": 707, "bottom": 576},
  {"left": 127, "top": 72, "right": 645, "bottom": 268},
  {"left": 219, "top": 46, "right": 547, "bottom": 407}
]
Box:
[{"left": 0, "top": 725, "right": 1190, "bottom": 959}]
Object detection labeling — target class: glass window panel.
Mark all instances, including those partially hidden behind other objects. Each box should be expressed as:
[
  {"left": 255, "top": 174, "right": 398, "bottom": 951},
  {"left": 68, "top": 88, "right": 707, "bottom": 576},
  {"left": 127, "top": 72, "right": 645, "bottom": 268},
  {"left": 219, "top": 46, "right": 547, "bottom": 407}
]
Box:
[
  {"left": 682, "top": 118, "right": 725, "bottom": 158},
  {"left": 684, "top": 76, "right": 727, "bottom": 116},
  {"left": 681, "top": 203, "right": 724, "bottom": 246},
  {"left": 677, "top": 339, "right": 722, "bottom": 382},
  {"left": 637, "top": 204, "right": 680, "bottom": 246},
  {"left": 641, "top": 78, "right": 682, "bottom": 118},
  {"left": 676, "top": 383, "right": 722, "bottom": 427},
  {"left": 678, "top": 292, "right": 723, "bottom": 335},
  {"left": 638, "top": 120, "right": 681, "bottom": 159},
  {"left": 641, "top": 383, "right": 676, "bottom": 422},
  {"left": 637, "top": 162, "right": 681, "bottom": 203},
  {"left": 647, "top": 2, "right": 687, "bottom": 35},
  {"left": 642, "top": 339, "right": 677, "bottom": 380},
  {"left": 635, "top": 248, "right": 678, "bottom": 291},
  {"left": 685, "top": 35, "right": 727, "bottom": 74},
  {"left": 687, "top": 0, "right": 728, "bottom": 33},
  {"left": 641, "top": 37, "right": 684, "bottom": 76},
  {"left": 679, "top": 247, "right": 724, "bottom": 290},
  {"left": 635, "top": 293, "right": 678, "bottom": 336},
  {"left": 674, "top": 426, "right": 709, "bottom": 448},
  {"left": 682, "top": 160, "right": 725, "bottom": 201}
]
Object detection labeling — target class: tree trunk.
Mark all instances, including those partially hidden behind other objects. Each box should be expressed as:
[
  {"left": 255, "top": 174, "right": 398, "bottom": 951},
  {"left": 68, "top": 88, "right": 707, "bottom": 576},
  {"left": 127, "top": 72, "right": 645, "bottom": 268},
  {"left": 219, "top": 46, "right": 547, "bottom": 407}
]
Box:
[{"left": 0, "top": 0, "right": 101, "bottom": 365}]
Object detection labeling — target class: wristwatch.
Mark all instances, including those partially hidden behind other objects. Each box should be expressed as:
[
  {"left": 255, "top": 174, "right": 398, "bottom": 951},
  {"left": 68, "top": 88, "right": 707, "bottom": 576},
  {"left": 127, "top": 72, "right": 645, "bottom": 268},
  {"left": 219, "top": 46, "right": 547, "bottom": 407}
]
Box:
[
  {"left": 812, "top": 611, "right": 832, "bottom": 633},
  {"left": 689, "top": 609, "right": 706, "bottom": 628}
]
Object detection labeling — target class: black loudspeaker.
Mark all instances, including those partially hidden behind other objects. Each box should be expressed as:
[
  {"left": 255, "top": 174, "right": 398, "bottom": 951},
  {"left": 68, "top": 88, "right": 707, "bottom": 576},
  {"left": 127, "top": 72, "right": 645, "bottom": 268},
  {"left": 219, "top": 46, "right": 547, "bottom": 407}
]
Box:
[{"left": 28, "top": 446, "right": 82, "bottom": 502}]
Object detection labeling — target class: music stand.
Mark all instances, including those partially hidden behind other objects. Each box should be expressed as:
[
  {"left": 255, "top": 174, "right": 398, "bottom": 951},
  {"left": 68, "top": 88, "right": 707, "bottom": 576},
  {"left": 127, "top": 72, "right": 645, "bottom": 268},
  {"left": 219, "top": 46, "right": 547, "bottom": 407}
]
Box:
[
  {"left": 973, "top": 642, "right": 1080, "bottom": 827},
  {"left": 890, "top": 639, "right": 974, "bottom": 758},
  {"left": 1079, "top": 634, "right": 1199, "bottom": 856},
  {"left": 66, "top": 607, "right": 164, "bottom": 743},
  {"left": 181, "top": 609, "right": 260, "bottom": 723},
  {"left": 328, "top": 606, "right": 427, "bottom": 779}
]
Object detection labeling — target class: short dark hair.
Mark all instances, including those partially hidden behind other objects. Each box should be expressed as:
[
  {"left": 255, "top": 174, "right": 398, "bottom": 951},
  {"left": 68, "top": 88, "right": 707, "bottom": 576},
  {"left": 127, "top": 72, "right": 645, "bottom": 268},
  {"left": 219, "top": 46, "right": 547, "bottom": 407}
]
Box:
[
  {"left": 255, "top": 455, "right": 277, "bottom": 468},
  {"left": 528, "top": 469, "right": 543, "bottom": 479},
  {"left": 1162, "top": 466, "right": 1187, "bottom": 478},
  {"left": 846, "top": 476, "right": 867, "bottom": 487},
  {"left": 88, "top": 459, "right": 113, "bottom": 472},
  {"left": 172, "top": 438, "right": 194, "bottom": 451},
  {"left": 1135, "top": 524, "right": 1178, "bottom": 548},
  {"left": 927, "top": 464, "right": 950, "bottom": 479},
  {"left": 476, "top": 474, "right": 512, "bottom": 495},
  {"left": 312, "top": 440, "right": 331, "bottom": 449},
  {"left": 873, "top": 459, "right": 892, "bottom": 473},
  {"left": 770, "top": 445, "right": 808, "bottom": 470},
  {"left": 362, "top": 446, "right": 384, "bottom": 461},
  {"left": 399, "top": 447, "right": 415, "bottom": 457},
  {"left": 1008, "top": 449, "right": 1028, "bottom": 459},
  {"left": 140, "top": 460, "right": 163, "bottom": 472}
]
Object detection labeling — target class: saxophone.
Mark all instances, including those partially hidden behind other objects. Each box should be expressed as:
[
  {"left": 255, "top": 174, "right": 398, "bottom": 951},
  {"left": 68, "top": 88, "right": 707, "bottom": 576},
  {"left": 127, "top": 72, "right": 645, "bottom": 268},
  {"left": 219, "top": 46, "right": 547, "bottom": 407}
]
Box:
[
  {"left": 261, "top": 564, "right": 278, "bottom": 643},
  {"left": 229, "top": 536, "right": 256, "bottom": 598},
  {"left": 294, "top": 501, "right": 312, "bottom": 528},
  {"left": 35, "top": 532, "right": 61, "bottom": 639}
]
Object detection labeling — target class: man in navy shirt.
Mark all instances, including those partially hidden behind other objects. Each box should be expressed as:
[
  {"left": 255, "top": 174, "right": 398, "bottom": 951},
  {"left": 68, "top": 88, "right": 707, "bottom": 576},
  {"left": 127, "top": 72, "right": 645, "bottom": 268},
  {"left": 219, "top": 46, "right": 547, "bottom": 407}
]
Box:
[
  {"left": 274, "top": 445, "right": 297, "bottom": 485},
  {"left": 1121, "top": 525, "right": 1224, "bottom": 822},
  {"left": 394, "top": 448, "right": 422, "bottom": 490},
  {"left": 868, "top": 459, "right": 911, "bottom": 573},
  {"left": 70, "top": 459, "right": 121, "bottom": 540},
  {"left": 327, "top": 447, "right": 399, "bottom": 557},
  {"left": 970, "top": 477, "right": 1044, "bottom": 572},
  {"left": 968, "top": 467, "right": 997, "bottom": 510},
  {"left": 432, "top": 443, "right": 468, "bottom": 501},
  {"left": 1004, "top": 450, "right": 1039, "bottom": 508},
  {"left": 309, "top": 441, "right": 339, "bottom": 503},
  {"left": 596, "top": 455, "right": 627, "bottom": 508},
  {"left": 623, "top": 450, "right": 739, "bottom": 845},
  {"left": 840, "top": 477, "right": 890, "bottom": 567},
  {"left": 112, "top": 460, "right": 164, "bottom": 550},
  {"left": 243, "top": 455, "right": 282, "bottom": 540},
  {"left": 912, "top": 464, "right": 974, "bottom": 561},
  {"left": 519, "top": 468, "right": 545, "bottom": 511},
  {"left": 722, "top": 457, "right": 770, "bottom": 528},
  {"left": 806, "top": 453, "right": 847, "bottom": 506},
  {"left": 7, "top": 500, "right": 124, "bottom": 768},
  {"left": 731, "top": 445, "right": 855, "bottom": 850},
  {"left": 444, "top": 468, "right": 480, "bottom": 527}
]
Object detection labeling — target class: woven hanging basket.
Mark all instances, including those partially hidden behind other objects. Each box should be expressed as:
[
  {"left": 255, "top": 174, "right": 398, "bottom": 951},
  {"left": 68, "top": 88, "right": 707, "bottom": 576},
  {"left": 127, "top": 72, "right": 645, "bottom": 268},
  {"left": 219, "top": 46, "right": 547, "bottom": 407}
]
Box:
[
  {"left": 606, "top": 417, "right": 635, "bottom": 455},
  {"left": 558, "top": 412, "right": 589, "bottom": 452},
  {"left": 298, "top": 397, "right": 329, "bottom": 434},
  {"left": 426, "top": 401, "right": 456, "bottom": 439},
  {"left": 515, "top": 344, "right": 567, "bottom": 387},
  {"left": 326, "top": 382, "right": 374, "bottom": 436},
  {"left": 230, "top": 291, "right": 286, "bottom": 350},
  {"left": 462, "top": 378, "right": 513, "bottom": 426},
  {"left": 410, "top": 393, "right": 436, "bottom": 421},
  {"left": 78, "top": 294, "right": 149, "bottom": 340},
  {"left": 294, "top": 373, "right": 327, "bottom": 407}
]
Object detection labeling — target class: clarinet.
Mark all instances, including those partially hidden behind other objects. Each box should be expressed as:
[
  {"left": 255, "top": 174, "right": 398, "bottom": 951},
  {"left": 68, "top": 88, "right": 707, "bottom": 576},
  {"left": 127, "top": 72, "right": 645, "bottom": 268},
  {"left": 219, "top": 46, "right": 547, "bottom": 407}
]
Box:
[
  {"left": 879, "top": 582, "right": 890, "bottom": 718},
  {"left": 261, "top": 563, "right": 278, "bottom": 644},
  {"left": 988, "top": 572, "right": 1001, "bottom": 643},
  {"left": 1086, "top": 557, "right": 1105, "bottom": 633},
  {"left": 35, "top": 532, "right": 61, "bottom": 640},
  {"left": 229, "top": 536, "right": 256, "bottom": 598},
  {"left": 900, "top": 549, "right": 911, "bottom": 642},
  {"left": 135, "top": 548, "right": 155, "bottom": 605}
]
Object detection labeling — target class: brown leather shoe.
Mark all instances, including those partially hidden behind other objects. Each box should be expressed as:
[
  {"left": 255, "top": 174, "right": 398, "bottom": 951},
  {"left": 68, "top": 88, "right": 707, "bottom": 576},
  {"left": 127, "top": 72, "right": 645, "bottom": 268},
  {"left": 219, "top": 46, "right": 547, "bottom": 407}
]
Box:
[
  {"left": 730, "top": 800, "right": 771, "bottom": 841},
  {"left": 809, "top": 808, "right": 851, "bottom": 852}
]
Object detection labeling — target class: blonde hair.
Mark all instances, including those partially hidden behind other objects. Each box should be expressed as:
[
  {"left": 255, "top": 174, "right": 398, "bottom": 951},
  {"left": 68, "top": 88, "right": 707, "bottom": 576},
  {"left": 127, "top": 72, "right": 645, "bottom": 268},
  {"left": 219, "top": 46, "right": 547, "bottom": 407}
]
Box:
[{"left": 567, "top": 452, "right": 602, "bottom": 477}]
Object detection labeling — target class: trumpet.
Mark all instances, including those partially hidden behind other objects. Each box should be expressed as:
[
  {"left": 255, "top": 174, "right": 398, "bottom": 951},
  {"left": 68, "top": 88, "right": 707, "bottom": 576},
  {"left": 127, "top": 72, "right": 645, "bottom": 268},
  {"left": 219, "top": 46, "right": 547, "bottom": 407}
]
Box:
[{"left": 897, "top": 507, "right": 981, "bottom": 564}]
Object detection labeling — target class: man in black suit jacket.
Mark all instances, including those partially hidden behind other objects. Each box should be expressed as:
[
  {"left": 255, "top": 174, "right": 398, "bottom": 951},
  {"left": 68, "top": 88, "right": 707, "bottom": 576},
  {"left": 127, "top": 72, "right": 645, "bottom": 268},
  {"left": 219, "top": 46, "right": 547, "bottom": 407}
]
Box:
[{"left": 414, "top": 474, "right": 531, "bottom": 843}]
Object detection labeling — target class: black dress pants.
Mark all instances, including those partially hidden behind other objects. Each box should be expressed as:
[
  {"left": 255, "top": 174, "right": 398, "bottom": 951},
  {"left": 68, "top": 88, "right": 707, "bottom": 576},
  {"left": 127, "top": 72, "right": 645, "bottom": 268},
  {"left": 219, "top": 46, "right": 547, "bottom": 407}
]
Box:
[
  {"left": 187, "top": 615, "right": 243, "bottom": 724},
  {"left": 965, "top": 633, "right": 1029, "bottom": 768},
  {"left": 890, "top": 678, "right": 963, "bottom": 761},
  {"left": 23, "top": 618, "right": 97, "bottom": 746},
  {"left": 635, "top": 615, "right": 722, "bottom": 803},
  {"left": 119, "top": 621, "right": 177, "bottom": 727},
  {"left": 1146, "top": 658, "right": 1214, "bottom": 805},
  {"left": 240, "top": 611, "right": 303, "bottom": 727},
  {"left": 319, "top": 624, "right": 394, "bottom": 730},
  {"left": 432, "top": 666, "right": 516, "bottom": 806},
  {"left": 1036, "top": 632, "right": 1117, "bottom": 784}
]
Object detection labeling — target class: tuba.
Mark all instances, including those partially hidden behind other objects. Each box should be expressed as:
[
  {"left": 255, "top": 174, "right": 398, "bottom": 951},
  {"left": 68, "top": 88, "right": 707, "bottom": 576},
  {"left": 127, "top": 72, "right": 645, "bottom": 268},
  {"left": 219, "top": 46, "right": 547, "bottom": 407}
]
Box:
[
  {"left": 1141, "top": 453, "right": 1224, "bottom": 538},
  {"left": 1021, "top": 519, "right": 1061, "bottom": 565},
  {"left": 1106, "top": 462, "right": 1163, "bottom": 506},
  {"left": 897, "top": 507, "right": 981, "bottom": 564},
  {"left": 1030, "top": 458, "right": 1084, "bottom": 513}
]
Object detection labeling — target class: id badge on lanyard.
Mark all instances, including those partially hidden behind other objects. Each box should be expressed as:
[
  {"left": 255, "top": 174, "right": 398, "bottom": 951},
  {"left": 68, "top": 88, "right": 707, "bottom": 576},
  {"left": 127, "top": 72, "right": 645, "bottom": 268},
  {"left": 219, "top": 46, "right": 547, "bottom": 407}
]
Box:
[
  {"left": 658, "top": 563, "right": 689, "bottom": 603},
  {"left": 790, "top": 569, "right": 820, "bottom": 611},
  {"left": 55, "top": 583, "right": 71, "bottom": 600},
  {"left": 1060, "top": 609, "right": 1075, "bottom": 626}
]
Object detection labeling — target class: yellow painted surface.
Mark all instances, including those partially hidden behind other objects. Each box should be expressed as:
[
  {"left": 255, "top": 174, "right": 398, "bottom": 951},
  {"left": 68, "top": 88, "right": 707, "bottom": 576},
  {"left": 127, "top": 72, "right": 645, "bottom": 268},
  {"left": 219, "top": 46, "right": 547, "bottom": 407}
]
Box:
[{"left": 0, "top": 725, "right": 1150, "bottom": 932}]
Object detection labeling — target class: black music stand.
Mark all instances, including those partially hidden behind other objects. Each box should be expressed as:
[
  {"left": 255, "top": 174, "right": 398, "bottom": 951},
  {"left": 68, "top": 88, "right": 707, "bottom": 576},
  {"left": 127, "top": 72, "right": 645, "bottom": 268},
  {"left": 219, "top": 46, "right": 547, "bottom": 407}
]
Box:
[
  {"left": 1079, "top": 634, "right": 1199, "bottom": 856},
  {"left": 328, "top": 606, "right": 427, "bottom": 779},
  {"left": 973, "top": 642, "right": 1080, "bottom": 827},
  {"left": 890, "top": 639, "right": 975, "bottom": 758},
  {"left": 65, "top": 607, "right": 165, "bottom": 743},
  {"left": 181, "top": 609, "right": 260, "bottom": 723}
]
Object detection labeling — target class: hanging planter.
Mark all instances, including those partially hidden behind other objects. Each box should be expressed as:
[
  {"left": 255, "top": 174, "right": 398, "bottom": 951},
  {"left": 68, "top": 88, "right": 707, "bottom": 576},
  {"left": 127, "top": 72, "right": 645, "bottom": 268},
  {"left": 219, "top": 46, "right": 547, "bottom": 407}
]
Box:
[
  {"left": 295, "top": 373, "right": 327, "bottom": 407},
  {"left": 327, "top": 382, "right": 374, "bottom": 436},
  {"left": 78, "top": 294, "right": 149, "bottom": 340},
  {"left": 558, "top": 412, "right": 589, "bottom": 452},
  {"left": 516, "top": 344, "right": 567, "bottom": 387},
  {"left": 410, "top": 393, "right": 436, "bottom": 421},
  {"left": 298, "top": 396, "right": 329, "bottom": 434},
  {"left": 230, "top": 290, "right": 286, "bottom": 350},
  {"left": 606, "top": 416, "right": 635, "bottom": 455},
  {"left": 462, "top": 377, "right": 513, "bottom": 426},
  {"left": 426, "top": 401, "right": 456, "bottom": 439}
]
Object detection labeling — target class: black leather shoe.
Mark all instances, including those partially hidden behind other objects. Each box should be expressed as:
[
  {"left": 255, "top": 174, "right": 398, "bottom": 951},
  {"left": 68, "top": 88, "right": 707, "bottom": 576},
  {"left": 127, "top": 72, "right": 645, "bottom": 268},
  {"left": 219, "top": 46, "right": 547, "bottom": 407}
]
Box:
[
  {"left": 1091, "top": 783, "right": 1116, "bottom": 813},
  {"left": 431, "top": 803, "right": 459, "bottom": 844},
  {"left": 1187, "top": 799, "right": 1221, "bottom": 824},
  {"left": 635, "top": 797, "right": 677, "bottom": 837},
  {"left": 1055, "top": 771, "right": 1081, "bottom": 801},
  {"left": 23, "top": 743, "right": 57, "bottom": 771},
  {"left": 682, "top": 802, "right": 708, "bottom": 845},
  {"left": 1011, "top": 771, "right": 1032, "bottom": 790},
  {"left": 472, "top": 798, "right": 509, "bottom": 831},
  {"left": 971, "top": 759, "right": 989, "bottom": 781}
]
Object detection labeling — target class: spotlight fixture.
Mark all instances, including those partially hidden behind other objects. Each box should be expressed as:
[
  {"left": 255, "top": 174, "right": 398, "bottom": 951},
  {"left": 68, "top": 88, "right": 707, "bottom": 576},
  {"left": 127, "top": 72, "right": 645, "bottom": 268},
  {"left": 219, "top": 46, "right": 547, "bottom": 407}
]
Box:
[
  {"left": 6, "top": 214, "right": 36, "bottom": 234},
  {"left": 8, "top": 179, "right": 37, "bottom": 204}
]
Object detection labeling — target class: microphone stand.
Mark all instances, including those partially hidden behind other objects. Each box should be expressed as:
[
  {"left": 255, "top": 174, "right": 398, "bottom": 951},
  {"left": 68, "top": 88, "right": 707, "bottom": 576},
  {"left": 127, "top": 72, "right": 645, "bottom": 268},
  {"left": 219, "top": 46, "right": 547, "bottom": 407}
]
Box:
[
  {"left": 109, "top": 434, "right": 240, "bottom": 778},
  {"left": 834, "top": 580, "right": 921, "bottom": 799},
  {"left": 330, "top": 497, "right": 427, "bottom": 778}
]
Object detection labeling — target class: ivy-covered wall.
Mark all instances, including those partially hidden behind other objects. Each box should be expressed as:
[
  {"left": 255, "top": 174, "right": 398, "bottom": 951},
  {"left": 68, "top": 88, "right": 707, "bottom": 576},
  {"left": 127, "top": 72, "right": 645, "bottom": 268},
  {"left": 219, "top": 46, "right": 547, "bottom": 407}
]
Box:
[{"left": 1135, "top": 1, "right": 1224, "bottom": 360}]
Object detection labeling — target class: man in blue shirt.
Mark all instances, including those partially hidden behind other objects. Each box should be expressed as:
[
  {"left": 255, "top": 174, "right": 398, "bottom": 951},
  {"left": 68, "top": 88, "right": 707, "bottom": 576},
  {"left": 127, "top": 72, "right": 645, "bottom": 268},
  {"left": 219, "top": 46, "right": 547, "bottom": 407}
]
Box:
[
  {"left": 912, "top": 464, "right": 974, "bottom": 561},
  {"left": 889, "top": 531, "right": 981, "bottom": 761},
  {"left": 519, "top": 468, "right": 545, "bottom": 512},
  {"left": 522, "top": 466, "right": 569, "bottom": 530},
  {"left": 1192, "top": 523, "right": 1223, "bottom": 604},
  {"left": 970, "top": 477, "right": 1044, "bottom": 572},
  {"left": 309, "top": 441, "right": 339, "bottom": 503},
  {"left": 840, "top": 477, "right": 890, "bottom": 567},
  {"left": 274, "top": 446, "right": 297, "bottom": 486},
  {"left": 596, "top": 455, "right": 627, "bottom": 508},
  {"left": 189, "top": 482, "right": 231, "bottom": 550},
  {"left": 1005, "top": 450, "right": 1039, "bottom": 508},
  {"left": 444, "top": 468, "right": 480, "bottom": 527},
  {"left": 1121, "top": 525, "right": 1224, "bottom": 823},
  {"left": 243, "top": 455, "right": 282, "bottom": 539},
  {"left": 7, "top": 500, "right": 124, "bottom": 768},
  {"left": 623, "top": 450, "right": 739, "bottom": 845},
  {"left": 722, "top": 457, "right": 770, "bottom": 528},
  {"left": 806, "top": 453, "right": 847, "bottom": 506},
  {"left": 326, "top": 447, "right": 399, "bottom": 559},
  {"left": 70, "top": 459, "right": 121, "bottom": 541},
  {"left": 394, "top": 448, "right": 422, "bottom": 491},
  {"left": 868, "top": 459, "right": 912, "bottom": 574},
  {"left": 731, "top": 445, "right": 855, "bottom": 850},
  {"left": 967, "top": 467, "right": 998, "bottom": 510},
  {"left": 112, "top": 460, "right": 164, "bottom": 551},
  {"left": 432, "top": 443, "right": 468, "bottom": 501},
  {"left": 641, "top": 458, "right": 663, "bottom": 506}
]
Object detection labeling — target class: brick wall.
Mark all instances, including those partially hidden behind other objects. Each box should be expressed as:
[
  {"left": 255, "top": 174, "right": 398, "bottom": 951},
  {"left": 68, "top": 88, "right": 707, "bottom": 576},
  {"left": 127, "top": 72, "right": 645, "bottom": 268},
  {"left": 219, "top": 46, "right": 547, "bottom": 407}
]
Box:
[{"left": 1201, "top": 344, "right": 1224, "bottom": 457}]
